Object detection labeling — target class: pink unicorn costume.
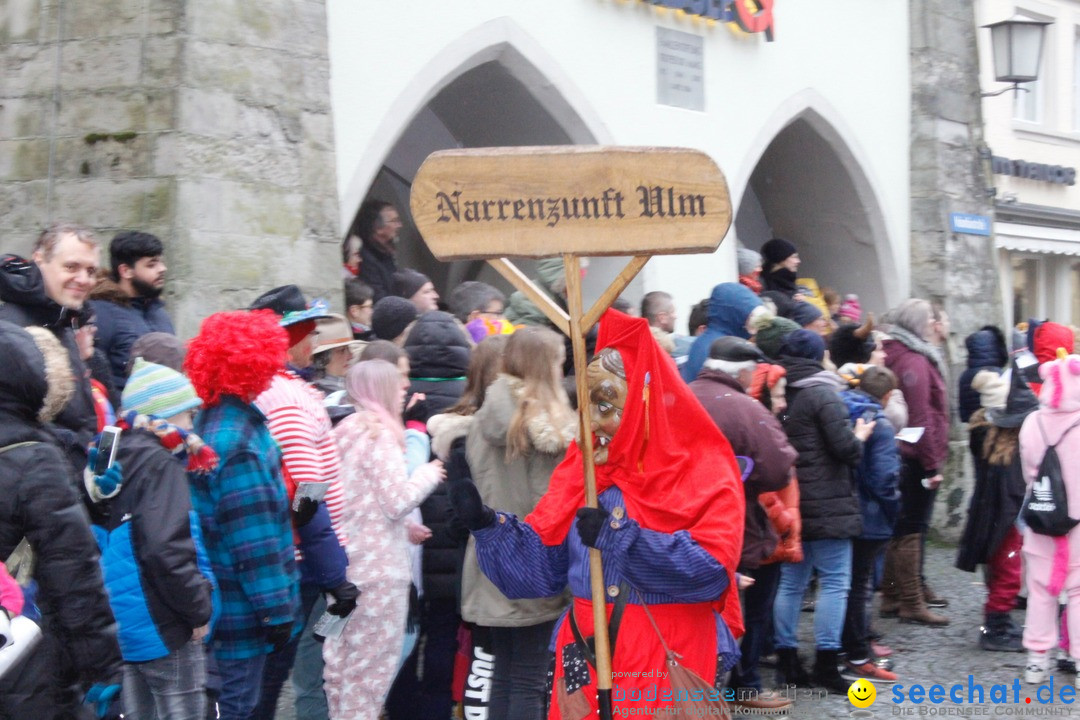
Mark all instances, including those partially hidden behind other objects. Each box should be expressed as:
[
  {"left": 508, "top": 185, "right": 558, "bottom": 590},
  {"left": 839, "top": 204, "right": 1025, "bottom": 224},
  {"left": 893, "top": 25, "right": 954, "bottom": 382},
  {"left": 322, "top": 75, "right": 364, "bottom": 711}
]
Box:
[{"left": 1020, "top": 352, "right": 1080, "bottom": 657}]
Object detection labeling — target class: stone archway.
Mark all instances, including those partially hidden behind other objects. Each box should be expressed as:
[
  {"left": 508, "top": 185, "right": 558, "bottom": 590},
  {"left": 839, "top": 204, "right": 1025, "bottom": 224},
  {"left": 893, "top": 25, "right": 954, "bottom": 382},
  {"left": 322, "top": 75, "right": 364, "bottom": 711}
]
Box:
[
  {"left": 346, "top": 32, "right": 613, "bottom": 301},
  {"left": 736, "top": 107, "right": 896, "bottom": 315}
]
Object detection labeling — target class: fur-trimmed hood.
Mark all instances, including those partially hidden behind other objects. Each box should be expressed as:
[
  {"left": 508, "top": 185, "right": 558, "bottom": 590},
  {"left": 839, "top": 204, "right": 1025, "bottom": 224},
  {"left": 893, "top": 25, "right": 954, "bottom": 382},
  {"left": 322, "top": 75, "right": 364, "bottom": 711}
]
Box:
[
  {"left": 426, "top": 412, "right": 474, "bottom": 461},
  {"left": 0, "top": 321, "right": 73, "bottom": 424},
  {"left": 476, "top": 375, "right": 575, "bottom": 455},
  {"left": 89, "top": 274, "right": 130, "bottom": 305}
]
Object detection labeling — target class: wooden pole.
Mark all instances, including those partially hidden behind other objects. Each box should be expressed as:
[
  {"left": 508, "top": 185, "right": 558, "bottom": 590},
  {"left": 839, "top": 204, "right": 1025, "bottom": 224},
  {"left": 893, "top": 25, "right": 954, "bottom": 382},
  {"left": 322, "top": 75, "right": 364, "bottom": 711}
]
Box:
[{"left": 562, "top": 254, "right": 614, "bottom": 720}]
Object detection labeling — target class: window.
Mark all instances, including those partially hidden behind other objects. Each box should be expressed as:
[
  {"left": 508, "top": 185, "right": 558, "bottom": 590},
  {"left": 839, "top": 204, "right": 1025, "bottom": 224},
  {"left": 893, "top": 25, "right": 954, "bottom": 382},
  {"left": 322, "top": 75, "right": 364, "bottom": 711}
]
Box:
[
  {"left": 1012, "top": 256, "right": 1039, "bottom": 323},
  {"left": 1075, "top": 33, "right": 1080, "bottom": 130},
  {"left": 1072, "top": 264, "right": 1080, "bottom": 327},
  {"left": 1014, "top": 12, "right": 1049, "bottom": 124}
]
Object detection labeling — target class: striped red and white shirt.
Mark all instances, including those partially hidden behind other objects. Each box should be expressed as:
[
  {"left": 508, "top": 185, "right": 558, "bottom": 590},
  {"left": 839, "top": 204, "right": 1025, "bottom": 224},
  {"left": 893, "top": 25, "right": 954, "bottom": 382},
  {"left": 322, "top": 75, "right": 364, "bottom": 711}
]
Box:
[{"left": 256, "top": 370, "right": 347, "bottom": 547}]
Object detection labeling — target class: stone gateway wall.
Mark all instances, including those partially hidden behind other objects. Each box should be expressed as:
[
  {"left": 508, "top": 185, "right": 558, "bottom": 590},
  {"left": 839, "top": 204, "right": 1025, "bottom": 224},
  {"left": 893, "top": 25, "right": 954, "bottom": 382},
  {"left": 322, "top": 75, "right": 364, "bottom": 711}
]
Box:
[
  {"left": 909, "top": 0, "right": 1001, "bottom": 542},
  {"left": 0, "top": 0, "right": 341, "bottom": 338}
]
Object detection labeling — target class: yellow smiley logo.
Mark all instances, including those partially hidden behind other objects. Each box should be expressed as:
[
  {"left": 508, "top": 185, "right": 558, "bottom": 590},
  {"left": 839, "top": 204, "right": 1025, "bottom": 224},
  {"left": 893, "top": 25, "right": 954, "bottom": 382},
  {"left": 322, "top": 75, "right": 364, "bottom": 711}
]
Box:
[{"left": 848, "top": 679, "right": 876, "bottom": 708}]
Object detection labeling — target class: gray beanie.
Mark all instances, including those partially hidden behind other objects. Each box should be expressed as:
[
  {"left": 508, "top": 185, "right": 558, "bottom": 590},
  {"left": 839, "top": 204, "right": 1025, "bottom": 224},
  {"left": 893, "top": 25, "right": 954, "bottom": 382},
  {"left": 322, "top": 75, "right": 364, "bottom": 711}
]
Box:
[{"left": 737, "top": 248, "right": 762, "bottom": 276}]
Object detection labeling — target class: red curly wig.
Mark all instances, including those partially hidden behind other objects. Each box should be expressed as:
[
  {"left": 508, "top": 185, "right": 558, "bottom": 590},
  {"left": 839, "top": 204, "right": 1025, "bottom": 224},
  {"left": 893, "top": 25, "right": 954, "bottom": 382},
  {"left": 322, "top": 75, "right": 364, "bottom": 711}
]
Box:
[{"left": 185, "top": 310, "right": 288, "bottom": 406}]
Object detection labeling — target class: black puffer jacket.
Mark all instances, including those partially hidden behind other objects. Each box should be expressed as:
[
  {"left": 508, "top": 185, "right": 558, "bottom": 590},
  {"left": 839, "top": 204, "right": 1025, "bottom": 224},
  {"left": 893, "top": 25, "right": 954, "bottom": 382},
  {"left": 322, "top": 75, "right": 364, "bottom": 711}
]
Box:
[
  {"left": 958, "top": 326, "right": 1008, "bottom": 423},
  {"left": 404, "top": 313, "right": 471, "bottom": 601},
  {"left": 404, "top": 311, "right": 470, "bottom": 424},
  {"left": 0, "top": 321, "right": 122, "bottom": 715},
  {"left": 0, "top": 255, "right": 98, "bottom": 460},
  {"left": 93, "top": 429, "right": 214, "bottom": 656},
  {"left": 420, "top": 413, "right": 472, "bottom": 602},
  {"left": 780, "top": 356, "right": 863, "bottom": 540}
]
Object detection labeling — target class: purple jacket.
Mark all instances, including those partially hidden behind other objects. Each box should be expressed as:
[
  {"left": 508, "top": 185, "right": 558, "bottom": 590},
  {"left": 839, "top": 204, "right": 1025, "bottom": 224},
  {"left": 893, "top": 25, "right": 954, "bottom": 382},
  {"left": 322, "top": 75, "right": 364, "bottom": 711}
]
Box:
[
  {"left": 689, "top": 369, "right": 795, "bottom": 568},
  {"left": 883, "top": 339, "right": 949, "bottom": 473}
]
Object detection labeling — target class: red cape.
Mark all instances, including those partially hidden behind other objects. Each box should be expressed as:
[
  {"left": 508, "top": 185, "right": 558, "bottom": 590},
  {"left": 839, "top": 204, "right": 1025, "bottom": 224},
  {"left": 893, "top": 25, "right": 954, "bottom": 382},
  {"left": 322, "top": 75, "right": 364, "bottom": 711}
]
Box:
[{"left": 527, "top": 309, "right": 745, "bottom": 636}]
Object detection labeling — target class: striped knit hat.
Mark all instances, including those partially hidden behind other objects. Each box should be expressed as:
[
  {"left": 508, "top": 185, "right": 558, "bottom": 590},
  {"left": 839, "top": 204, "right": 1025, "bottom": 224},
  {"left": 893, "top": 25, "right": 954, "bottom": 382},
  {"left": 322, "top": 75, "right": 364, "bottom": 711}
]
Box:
[{"left": 122, "top": 358, "right": 203, "bottom": 418}]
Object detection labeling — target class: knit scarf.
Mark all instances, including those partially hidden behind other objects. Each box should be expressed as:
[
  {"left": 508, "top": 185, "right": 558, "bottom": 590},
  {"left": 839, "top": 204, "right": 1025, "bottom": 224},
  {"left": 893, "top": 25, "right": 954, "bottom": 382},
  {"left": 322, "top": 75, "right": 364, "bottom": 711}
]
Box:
[
  {"left": 115, "top": 410, "right": 220, "bottom": 475},
  {"left": 886, "top": 324, "right": 949, "bottom": 382}
]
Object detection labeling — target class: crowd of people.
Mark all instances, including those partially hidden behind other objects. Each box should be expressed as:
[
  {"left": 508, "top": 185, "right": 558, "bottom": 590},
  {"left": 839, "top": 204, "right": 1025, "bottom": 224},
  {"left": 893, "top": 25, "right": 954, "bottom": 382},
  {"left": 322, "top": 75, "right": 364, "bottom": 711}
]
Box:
[{"left": 0, "top": 212, "right": 1078, "bottom": 720}]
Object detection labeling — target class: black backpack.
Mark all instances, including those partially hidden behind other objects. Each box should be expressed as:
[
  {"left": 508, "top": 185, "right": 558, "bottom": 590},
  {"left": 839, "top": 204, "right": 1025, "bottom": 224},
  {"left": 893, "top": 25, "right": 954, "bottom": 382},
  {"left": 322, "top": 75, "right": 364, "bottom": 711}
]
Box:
[{"left": 1023, "top": 417, "right": 1080, "bottom": 537}]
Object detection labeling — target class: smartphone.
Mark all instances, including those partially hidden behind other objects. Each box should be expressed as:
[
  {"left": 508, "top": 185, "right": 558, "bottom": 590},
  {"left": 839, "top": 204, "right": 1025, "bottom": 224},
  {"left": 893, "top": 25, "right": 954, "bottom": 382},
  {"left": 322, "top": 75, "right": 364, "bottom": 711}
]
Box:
[
  {"left": 94, "top": 426, "right": 122, "bottom": 475},
  {"left": 860, "top": 409, "right": 877, "bottom": 423}
]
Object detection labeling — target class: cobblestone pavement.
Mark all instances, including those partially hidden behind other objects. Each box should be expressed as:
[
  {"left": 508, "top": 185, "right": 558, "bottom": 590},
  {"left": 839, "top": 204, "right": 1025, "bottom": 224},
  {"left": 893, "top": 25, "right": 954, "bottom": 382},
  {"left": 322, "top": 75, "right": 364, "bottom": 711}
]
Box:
[
  {"left": 782, "top": 542, "right": 1071, "bottom": 720},
  {"left": 273, "top": 543, "right": 1071, "bottom": 720}
]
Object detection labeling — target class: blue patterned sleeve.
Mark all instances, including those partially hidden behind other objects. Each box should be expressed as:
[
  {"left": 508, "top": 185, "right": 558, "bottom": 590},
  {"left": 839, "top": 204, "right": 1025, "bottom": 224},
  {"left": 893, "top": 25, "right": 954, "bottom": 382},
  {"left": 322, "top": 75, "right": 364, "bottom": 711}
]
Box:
[
  {"left": 473, "top": 513, "right": 570, "bottom": 599},
  {"left": 594, "top": 519, "right": 729, "bottom": 602},
  {"left": 216, "top": 451, "right": 296, "bottom": 626}
]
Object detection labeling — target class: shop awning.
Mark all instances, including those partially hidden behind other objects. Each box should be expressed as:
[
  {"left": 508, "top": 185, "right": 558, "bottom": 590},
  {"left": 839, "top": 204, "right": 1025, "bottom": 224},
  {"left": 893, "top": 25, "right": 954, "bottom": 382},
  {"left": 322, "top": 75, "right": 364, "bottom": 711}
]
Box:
[{"left": 995, "top": 221, "right": 1080, "bottom": 257}]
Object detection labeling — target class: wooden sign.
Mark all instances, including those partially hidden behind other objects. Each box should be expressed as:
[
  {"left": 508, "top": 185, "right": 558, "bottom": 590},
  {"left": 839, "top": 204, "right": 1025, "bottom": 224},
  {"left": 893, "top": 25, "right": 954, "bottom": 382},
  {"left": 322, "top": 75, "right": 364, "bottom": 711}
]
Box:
[{"left": 411, "top": 146, "right": 731, "bottom": 260}]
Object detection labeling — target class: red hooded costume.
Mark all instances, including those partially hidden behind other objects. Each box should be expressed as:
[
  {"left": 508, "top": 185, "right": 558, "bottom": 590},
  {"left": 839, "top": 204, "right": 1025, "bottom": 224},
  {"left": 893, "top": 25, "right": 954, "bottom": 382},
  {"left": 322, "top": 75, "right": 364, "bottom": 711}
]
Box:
[{"left": 520, "top": 309, "right": 745, "bottom": 717}]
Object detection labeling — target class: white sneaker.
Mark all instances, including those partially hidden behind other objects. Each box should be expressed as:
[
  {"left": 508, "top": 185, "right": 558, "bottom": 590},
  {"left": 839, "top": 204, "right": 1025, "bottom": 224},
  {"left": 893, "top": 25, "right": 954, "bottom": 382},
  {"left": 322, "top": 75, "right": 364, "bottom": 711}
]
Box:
[{"left": 1026, "top": 651, "right": 1050, "bottom": 684}]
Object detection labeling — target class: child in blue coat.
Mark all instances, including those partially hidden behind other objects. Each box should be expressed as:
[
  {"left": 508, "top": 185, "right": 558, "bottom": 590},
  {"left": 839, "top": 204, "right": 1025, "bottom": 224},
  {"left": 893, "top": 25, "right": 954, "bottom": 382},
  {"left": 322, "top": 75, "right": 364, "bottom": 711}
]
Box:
[{"left": 839, "top": 366, "right": 901, "bottom": 683}]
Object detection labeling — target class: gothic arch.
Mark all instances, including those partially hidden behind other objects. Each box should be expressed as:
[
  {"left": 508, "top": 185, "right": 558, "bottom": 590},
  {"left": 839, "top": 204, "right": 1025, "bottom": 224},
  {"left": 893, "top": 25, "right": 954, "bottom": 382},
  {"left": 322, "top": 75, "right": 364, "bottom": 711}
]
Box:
[{"left": 734, "top": 91, "right": 902, "bottom": 313}]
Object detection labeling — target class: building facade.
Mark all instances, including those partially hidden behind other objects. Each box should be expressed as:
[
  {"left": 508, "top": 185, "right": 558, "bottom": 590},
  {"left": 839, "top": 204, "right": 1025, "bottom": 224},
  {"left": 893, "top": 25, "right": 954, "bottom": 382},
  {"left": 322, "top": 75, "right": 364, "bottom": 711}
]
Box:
[
  {"left": 978, "top": 0, "right": 1080, "bottom": 333},
  {"left": 326, "top": 0, "right": 911, "bottom": 320}
]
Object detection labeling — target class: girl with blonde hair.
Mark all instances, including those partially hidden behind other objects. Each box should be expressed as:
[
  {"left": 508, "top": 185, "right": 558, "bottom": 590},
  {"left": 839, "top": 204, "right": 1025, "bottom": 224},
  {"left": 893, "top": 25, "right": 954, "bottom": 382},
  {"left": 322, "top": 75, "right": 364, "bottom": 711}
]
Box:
[
  {"left": 325, "top": 359, "right": 445, "bottom": 720},
  {"left": 458, "top": 326, "right": 576, "bottom": 720}
]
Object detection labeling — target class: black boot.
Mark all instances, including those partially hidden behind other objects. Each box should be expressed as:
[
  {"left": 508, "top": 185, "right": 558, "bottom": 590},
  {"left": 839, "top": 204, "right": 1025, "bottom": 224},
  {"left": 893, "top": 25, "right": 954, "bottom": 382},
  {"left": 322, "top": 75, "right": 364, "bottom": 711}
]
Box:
[
  {"left": 980, "top": 613, "right": 1023, "bottom": 652},
  {"left": 812, "top": 649, "right": 849, "bottom": 694},
  {"left": 776, "top": 647, "right": 810, "bottom": 687}
]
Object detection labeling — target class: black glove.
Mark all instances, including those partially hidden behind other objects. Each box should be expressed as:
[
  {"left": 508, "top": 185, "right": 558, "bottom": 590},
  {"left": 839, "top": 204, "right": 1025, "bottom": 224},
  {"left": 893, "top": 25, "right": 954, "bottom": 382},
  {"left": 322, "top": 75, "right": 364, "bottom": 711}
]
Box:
[
  {"left": 292, "top": 497, "right": 318, "bottom": 527},
  {"left": 445, "top": 445, "right": 472, "bottom": 483},
  {"left": 575, "top": 507, "right": 609, "bottom": 548},
  {"left": 327, "top": 581, "right": 360, "bottom": 617},
  {"left": 448, "top": 480, "right": 496, "bottom": 531},
  {"left": 264, "top": 621, "right": 293, "bottom": 652}
]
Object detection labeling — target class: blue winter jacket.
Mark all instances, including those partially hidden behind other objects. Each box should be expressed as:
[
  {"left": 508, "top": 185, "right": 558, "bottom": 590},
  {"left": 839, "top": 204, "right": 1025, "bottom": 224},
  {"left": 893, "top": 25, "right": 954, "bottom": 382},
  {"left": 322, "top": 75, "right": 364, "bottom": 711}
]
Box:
[
  {"left": 91, "top": 429, "right": 218, "bottom": 662},
  {"left": 681, "top": 283, "right": 763, "bottom": 382},
  {"left": 89, "top": 278, "right": 175, "bottom": 392},
  {"left": 957, "top": 327, "right": 1008, "bottom": 423},
  {"left": 839, "top": 389, "right": 901, "bottom": 540}
]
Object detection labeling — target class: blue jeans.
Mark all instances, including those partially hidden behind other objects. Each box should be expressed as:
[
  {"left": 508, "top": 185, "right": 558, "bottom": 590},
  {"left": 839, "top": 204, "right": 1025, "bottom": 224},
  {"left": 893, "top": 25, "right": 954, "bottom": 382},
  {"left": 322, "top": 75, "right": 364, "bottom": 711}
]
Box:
[
  {"left": 249, "top": 582, "right": 321, "bottom": 720},
  {"left": 488, "top": 621, "right": 557, "bottom": 720},
  {"left": 123, "top": 639, "right": 207, "bottom": 720},
  {"left": 216, "top": 654, "right": 266, "bottom": 720},
  {"left": 293, "top": 591, "right": 329, "bottom": 720},
  {"left": 773, "top": 538, "right": 853, "bottom": 651},
  {"left": 729, "top": 562, "right": 782, "bottom": 691}
]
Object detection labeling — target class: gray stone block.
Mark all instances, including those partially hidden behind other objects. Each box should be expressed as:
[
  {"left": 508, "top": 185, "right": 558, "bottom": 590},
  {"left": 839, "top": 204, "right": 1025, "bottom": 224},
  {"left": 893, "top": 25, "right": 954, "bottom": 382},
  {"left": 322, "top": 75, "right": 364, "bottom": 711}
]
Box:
[
  {"left": 178, "top": 86, "right": 289, "bottom": 143},
  {"left": 51, "top": 177, "right": 174, "bottom": 228},
  {"left": 146, "top": 0, "right": 183, "bottom": 36},
  {"left": 299, "top": 147, "right": 335, "bottom": 191},
  {"left": 56, "top": 89, "right": 175, "bottom": 134},
  {"left": 301, "top": 193, "right": 340, "bottom": 242},
  {"left": 59, "top": 38, "right": 143, "bottom": 90},
  {"left": 176, "top": 178, "right": 302, "bottom": 237},
  {"left": 0, "top": 0, "right": 42, "bottom": 44},
  {"left": 143, "top": 36, "right": 183, "bottom": 86},
  {"left": 0, "top": 180, "right": 49, "bottom": 238},
  {"left": 186, "top": 0, "right": 327, "bottom": 57},
  {"left": 62, "top": 0, "right": 142, "bottom": 41},
  {"left": 3, "top": 44, "right": 57, "bottom": 96},
  {"left": 0, "top": 96, "right": 51, "bottom": 139},
  {"left": 300, "top": 111, "right": 334, "bottom": 152},
  {"left": 0, "top": 138, "right": 50, "bottom": 181},
  {"left": 165, "top": 132, "right": 302, "bottom": 187},
  {"left": 54, "top": 133, "right": 153, "bottom": 179}
]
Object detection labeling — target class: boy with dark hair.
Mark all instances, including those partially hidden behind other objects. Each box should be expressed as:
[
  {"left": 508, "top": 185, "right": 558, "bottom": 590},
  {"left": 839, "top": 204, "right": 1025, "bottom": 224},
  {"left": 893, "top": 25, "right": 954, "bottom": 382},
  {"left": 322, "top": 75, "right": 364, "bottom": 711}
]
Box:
[
  {"left": 840, "top": 365, "right": 901, "bottom": 682},
  {"left": 345, "top": 278, "right": 375, "bottom": 340},
  {"left": 90, "top": 231, "right": 174, "bottom": 391}
]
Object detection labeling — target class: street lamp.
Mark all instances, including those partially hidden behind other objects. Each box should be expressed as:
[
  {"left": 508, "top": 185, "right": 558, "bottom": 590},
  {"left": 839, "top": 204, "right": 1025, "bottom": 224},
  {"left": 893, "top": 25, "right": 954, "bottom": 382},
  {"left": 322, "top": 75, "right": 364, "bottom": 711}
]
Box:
[{"left": 981, "top": 15, "right": 1051, "bottom": 97}]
